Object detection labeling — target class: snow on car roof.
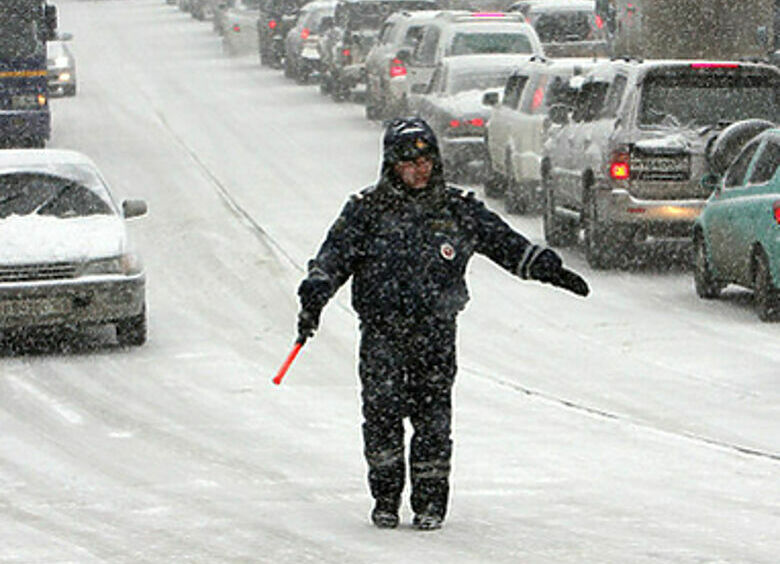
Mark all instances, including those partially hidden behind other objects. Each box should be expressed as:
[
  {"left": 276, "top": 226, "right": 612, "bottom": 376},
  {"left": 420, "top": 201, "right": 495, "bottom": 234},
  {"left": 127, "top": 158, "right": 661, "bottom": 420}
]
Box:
[{"left": 528, "top": 0, "right": 596, "bottom": 13}]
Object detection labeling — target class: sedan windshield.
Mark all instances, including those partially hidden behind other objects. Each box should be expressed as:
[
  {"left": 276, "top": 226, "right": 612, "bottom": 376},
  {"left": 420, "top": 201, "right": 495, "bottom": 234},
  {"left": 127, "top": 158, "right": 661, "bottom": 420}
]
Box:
[
  {"left": 0, "top": 173, "right": 113, "bottom": 219},
  {"left": 639, "top": 72, "right": 779, "bottom": 127},
  {"left": 447, "top": 68, "right": 515, "bottom": 94},
  {"left": 449, "top": 32, "right": 533, "bottom": 56}
]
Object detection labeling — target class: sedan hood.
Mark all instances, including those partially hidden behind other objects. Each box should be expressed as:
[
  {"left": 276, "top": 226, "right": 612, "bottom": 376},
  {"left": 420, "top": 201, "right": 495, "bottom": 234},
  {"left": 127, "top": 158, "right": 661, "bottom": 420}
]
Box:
[{"left": 0, "top": 215, "right": 126, "bottom": 265}]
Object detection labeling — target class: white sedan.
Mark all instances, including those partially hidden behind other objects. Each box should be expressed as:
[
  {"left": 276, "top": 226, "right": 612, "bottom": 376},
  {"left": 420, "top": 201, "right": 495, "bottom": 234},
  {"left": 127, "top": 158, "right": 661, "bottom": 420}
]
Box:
[{"left": 0, "top": 149, "right": 148, "bottom": 346}]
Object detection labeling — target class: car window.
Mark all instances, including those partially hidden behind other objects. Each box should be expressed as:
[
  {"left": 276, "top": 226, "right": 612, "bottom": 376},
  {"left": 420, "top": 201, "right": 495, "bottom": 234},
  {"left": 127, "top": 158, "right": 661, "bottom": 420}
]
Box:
[
  {"left": 546, "top": 74, "right": 578, "bottom": 107},
  {"left": 403, "top": 25, "right": 425, "bottom": 47},
  {"left": 416, "top": 26, "right": 440, "bottom": 64},
  {"left": 502, "top": 74, "right": 528, "bottom": 109},
  {"left": 379, "top": 22, "right": 395, "bottom": 43},
  {"left": 448, "top": 32, "right": 533, "bottom": 56},
  {"left": 428, "top": 66, "right": 444, "bottom": 94},
  {"left": 748, "top": 140, "right": 780, "bottom": 185},
  {"left": 639, "top": 71, "right": 779, "bottom": 127},
  {"left": 572, "top": 80, "right": 609, "bottom": 122},
  {"left": 0, "top": 173, "right": 113, "bottom": 219},
  {"left": 531, "top": 10, "right": 605, "bottom": 43},
  {"left": 446, "top": 67, "right": 515, "bottom": 95},
  {"left": 723, "top": 141, "right": 761, "bottom": 189},
  {"left": 600, "top": 74, "right": 626, "bottom": 118}
]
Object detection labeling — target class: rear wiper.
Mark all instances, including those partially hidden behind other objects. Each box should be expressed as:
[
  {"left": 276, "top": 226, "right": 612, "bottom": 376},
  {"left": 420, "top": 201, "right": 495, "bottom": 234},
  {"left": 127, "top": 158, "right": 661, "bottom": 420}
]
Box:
[{"left": 698, "top": 120, "right": 734, "bottom": 136}]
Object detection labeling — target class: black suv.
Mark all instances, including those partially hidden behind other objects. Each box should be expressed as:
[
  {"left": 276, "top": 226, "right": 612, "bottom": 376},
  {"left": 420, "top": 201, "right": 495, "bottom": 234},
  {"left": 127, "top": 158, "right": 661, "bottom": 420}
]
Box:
[{"left": 258, "top": 0, "right": 306, "bottom": 68}]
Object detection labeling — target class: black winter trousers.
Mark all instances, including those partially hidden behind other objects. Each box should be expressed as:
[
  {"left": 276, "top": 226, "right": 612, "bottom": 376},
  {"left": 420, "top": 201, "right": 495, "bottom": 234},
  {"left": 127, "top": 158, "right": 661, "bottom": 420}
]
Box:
[{"left": 358, "top": 316, "right": 457, "bottom": 519}]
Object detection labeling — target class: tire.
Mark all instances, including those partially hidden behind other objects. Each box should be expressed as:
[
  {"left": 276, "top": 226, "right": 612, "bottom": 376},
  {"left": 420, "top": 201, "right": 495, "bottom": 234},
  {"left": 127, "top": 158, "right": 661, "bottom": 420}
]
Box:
[
  {"left": 116, "top": 305, "right": 147, "bottom": 347},
  {"left": 583, "top": 192, "right": 615, "bottom": 269},
  {"left": 542, "top": 175, "right": 576, "bottom": 247},
  {"left": 319, "top": 72, "right": 332, "bottom": 95},
  {"left": 753, "top": 250, "right": 780, "bottom": 321},
  {"left": 504, "top": 173, "right": 527, "bottom": 215},
  {"left": 283, "top": 55, "right": 295, "bottom": 79},
  {"left": 483, "top": 153, "right": 505, "bottom": 198},
  {"left": 693, "top": 234, "right": 723, "bottom": 299}
]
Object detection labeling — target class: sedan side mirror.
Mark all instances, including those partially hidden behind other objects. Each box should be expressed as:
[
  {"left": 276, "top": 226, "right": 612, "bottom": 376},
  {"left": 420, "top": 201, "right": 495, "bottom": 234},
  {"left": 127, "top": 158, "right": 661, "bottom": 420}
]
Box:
[
  {"left": 482, "top": 92, "right": 499, "bottom": 106},
  {"left": 700, "top": 173, "right": 722, "bottom": 194},
  {"left": 123, "top": 199, "right": 148, "bottom": 219},
  {"left": 548, "top": 104, "right": 571, "bottom": 125}
]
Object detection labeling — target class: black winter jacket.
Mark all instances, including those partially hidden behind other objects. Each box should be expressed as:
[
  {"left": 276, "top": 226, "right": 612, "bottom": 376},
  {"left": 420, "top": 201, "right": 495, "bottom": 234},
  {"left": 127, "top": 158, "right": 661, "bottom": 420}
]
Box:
[{"left": 302, "top": 170, "right": 539, "bottom": 325}]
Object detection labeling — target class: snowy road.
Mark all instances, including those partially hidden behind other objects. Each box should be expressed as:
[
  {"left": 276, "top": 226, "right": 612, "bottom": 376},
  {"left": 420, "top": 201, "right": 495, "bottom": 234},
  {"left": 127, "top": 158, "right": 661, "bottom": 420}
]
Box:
[{"left": 1, "top": 1, "right": 778, "bottom": 562}]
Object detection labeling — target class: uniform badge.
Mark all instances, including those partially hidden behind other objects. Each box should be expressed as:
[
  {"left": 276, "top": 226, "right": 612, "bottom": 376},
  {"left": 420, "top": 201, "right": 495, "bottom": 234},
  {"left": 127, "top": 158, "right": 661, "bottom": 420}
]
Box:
[{"left": 440, "top": 243, "right": 456, "bottom": 261}]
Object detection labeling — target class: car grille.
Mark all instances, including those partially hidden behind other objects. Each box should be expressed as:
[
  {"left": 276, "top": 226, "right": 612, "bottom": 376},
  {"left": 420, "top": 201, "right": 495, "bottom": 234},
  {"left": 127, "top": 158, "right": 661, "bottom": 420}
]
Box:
[{"left": 0, "top": 262, "right": 79, "bottom": 282}]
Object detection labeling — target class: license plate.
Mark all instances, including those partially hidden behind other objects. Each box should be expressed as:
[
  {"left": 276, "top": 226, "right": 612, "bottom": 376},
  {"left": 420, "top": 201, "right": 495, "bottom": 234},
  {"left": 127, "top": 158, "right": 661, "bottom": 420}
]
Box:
[{"left": 0, "top": 297, "right": 71, "bottom": 317}]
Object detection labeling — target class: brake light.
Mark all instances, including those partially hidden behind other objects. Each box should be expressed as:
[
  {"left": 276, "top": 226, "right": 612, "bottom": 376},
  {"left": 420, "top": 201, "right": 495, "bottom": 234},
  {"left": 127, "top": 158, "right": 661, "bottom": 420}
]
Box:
[
  {"left": 389, "top": 58, "right": 406, "bottom": 78},
  {"left": 233, "top": 23, "right": 241, "bottom": 32},
  {"left": 595, "top": 14, "right": 604, "bottom": 29},
  {"left": 301, "top": 27, "right": 310, "bottom": 39},
  {"left": 268, "top": 19, "right": 277, "bottom": 29},
  {"left": 609, "top": 152, "right": 630, "bottom": 180},
  {"left": 449, "top": 119, "right": 461, "bottom": 128},
  {"left": 469, "top": 118, "right": 484, "bottom": 127},
  {"left": 774, "top": 201, "right": 780, "bottom": 225},
  {"left": 690, "top": 63, "right": 740, "bottom": 69},
  {"left": 531, "top": 87, "right": 544, "bottom": 111}
]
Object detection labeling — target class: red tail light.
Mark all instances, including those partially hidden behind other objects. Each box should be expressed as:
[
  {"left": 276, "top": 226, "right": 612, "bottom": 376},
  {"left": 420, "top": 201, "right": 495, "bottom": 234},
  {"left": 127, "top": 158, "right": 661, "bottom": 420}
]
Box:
[
  {"left": 774, "top": 201, "right": 780, "bottom": 225},
  {"left": 268, "top": 19, "right": 277, "bottom": 29},
  {"left": 594, "top": 14, "right": 604, "bottom": 29},
  {"left": 301, "top": 27, "right": 310, "bottom": 39},
  {"left": 469, "top": 118, "right": 484, "bottom": 127},
  {"left": 342, "top": 48, "right": 351, "bottom": 57},
  {"left": 609, "top": 152, "right": 630, "bottom": 180},
  {"left": 389, "top": 58, "right": 406, "bottom": 78},
  {"left": 232, "top": 24, "right": 241, "bottom": 32},
  {"left": 449, "top": 119, "right": 461, "bottom": 128},
  {"left": 531, "top": 87, "right": 545, "bottom": 111}
]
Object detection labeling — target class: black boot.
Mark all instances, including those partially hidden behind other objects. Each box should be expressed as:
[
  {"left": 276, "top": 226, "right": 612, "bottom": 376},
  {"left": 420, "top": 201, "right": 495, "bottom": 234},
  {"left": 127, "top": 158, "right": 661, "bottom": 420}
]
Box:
[
  {"left": 412, "top": 503, "right": 444, "bottom": 531},
  {"left": 371, "top": 497, "right": 400, "bottom": 529}
]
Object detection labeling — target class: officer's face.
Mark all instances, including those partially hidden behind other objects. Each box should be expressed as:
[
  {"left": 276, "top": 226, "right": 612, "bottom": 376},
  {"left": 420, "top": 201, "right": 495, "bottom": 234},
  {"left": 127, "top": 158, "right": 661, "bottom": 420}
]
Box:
[{"left": 394, "top": 155, "right": 433, "bottom": 190}]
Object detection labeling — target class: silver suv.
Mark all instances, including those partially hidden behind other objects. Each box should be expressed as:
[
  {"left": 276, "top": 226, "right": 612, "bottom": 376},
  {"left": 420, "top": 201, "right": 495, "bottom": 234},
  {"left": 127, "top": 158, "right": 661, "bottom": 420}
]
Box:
[
  {"left": 403, "top": 11, "right": 544, "bottom": 112},
  {"left": 542, "top": 59, "right": 780, "bottom": 268}
]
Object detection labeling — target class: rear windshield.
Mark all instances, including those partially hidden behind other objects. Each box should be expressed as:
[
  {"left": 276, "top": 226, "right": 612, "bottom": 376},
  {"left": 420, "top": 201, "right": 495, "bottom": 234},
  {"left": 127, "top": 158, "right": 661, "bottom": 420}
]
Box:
[
  {"left": 532, "top": 11, "right": 604, "bottom": 43},
  {"left": 0, "top": 173, "right": 112, "bottom": 219},
  {"left": 639, "top": 70, "right": 779, "bottom": 127},
  {"left": 449, "top": 32, "right": 534, "bottom": 56},
  {"left": 448, "top": 68, "right": 514, "bottom": 94},
  {"left": 343, "top": 2, "right": 434, "bottom": 30}
]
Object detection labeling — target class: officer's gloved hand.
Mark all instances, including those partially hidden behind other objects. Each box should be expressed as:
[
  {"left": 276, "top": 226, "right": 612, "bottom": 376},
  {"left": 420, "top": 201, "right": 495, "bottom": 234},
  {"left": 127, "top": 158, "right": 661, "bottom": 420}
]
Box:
[
  {"left": 527, "top": 247, "right": 562, "bottom": 283},
  {"left": 523, "top": 246, "right": 590, "bottom": 297},
  {"left": 297, "top": 308, "right": 321, "bottom": 344},
  {"left": 298, "top": 277, "right": 331, "bottom": 310}
]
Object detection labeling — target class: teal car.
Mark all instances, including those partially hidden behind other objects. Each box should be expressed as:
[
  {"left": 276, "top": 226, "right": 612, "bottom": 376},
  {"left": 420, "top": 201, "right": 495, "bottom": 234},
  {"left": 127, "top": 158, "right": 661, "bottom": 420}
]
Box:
[{"left": 693, "top": 127, "right": 780, "bottom": 321}]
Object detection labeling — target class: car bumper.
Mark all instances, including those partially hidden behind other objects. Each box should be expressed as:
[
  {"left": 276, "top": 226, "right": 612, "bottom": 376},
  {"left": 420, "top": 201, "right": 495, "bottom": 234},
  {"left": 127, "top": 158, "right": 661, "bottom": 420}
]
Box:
[
  {"left": 597, "top": 188, "right": 705, "bottom": 240},
  {"left": 0, "top": 273, "right": 145, "bottom": 331},
  {"left": 441, "top": 136, "right": 487, "bottom": 165},
  {"left": 339, "top": 64, "right": 366, "bottom": 85}
]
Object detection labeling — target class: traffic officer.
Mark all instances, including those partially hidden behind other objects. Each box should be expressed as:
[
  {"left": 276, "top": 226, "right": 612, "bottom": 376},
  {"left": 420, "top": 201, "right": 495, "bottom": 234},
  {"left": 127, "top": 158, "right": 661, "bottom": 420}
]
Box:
[{"left": 296, "top": 117, "right": 589, "bottom": 530}]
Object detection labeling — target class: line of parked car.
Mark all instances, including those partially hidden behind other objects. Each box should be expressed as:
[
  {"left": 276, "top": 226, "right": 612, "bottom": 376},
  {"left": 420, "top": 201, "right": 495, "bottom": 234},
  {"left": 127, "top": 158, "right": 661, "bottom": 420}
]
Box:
[{"left": 170, "top": 0, "right": 779, "bottom": 322}]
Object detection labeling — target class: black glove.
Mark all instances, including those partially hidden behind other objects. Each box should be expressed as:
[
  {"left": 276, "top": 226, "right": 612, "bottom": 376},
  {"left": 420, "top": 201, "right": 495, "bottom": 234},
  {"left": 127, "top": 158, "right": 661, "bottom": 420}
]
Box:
[
  {"left": 549, "top": 268, "right": 590, "bottom": 297},
  {"left": 298, "top": 277, "right": 331, "bottom": 310},
  {"left": 297, "top": 308, "right": 321, "bottom": 343},
  {"left": 527, "top": 247, "right": 563, "bottom": 283}
]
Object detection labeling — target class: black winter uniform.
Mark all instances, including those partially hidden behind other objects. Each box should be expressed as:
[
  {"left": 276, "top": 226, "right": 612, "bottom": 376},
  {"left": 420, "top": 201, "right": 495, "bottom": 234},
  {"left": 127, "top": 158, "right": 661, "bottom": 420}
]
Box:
[{"left": 297, "top": 121, "right": 557, "bottom": 522}]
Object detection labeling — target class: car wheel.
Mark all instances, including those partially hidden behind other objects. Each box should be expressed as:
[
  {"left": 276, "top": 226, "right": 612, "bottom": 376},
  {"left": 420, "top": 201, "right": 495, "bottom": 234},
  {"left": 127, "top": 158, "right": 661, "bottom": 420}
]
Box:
[
  {"left": 542, "top": 174, "right": 576, "bottom": 247},
  {"left": 284, "top": 55, "right": 295, "bottom": 79},
  {"left": 319, "top": 72, "right": 332, "bottom": 95},
  {"left": 116, "top": 305, "right": 147, "bottom": 347},
  {"left": 693, "top": 234, "right": 723, "bottom": 299},
  {"left": 583, "top": 193, "right": 615, "bottom": 269},
  {"left": 505, "top": 173, "right": 527, "bottom": 215},
  {"left": 753, "top": 250, "right": 780, "bottom": 321},
  {"left": 483, "top": 153, "right": 505, "bottom": 198}
]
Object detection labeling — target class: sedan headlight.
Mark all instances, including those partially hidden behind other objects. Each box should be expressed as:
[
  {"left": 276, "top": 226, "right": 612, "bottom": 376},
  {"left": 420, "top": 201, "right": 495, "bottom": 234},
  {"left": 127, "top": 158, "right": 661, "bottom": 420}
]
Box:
[{"left": 82, "top": 253, "right": 143, "bottom": 276}]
